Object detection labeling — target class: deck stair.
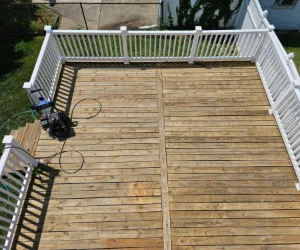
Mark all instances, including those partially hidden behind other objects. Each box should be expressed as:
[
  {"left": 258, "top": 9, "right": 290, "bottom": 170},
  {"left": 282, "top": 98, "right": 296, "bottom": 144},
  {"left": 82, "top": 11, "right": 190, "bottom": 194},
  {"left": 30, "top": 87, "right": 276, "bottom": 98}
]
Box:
[{"left": 10, "top": 120, "right": 41, "bottom": 155}]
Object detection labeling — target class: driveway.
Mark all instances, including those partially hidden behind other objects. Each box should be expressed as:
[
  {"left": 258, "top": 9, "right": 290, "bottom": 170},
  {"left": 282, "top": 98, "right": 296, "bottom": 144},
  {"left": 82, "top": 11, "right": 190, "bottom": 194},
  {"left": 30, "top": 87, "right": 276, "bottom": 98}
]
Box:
[{"left": 34, "top": 0, "right": 160, "bottom": 29}]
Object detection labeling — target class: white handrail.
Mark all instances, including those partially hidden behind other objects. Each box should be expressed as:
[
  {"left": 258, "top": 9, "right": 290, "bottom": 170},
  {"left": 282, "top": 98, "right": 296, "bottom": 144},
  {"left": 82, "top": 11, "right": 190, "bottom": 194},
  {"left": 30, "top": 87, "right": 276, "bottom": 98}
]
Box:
[
  {"left": 53, "top": 30, "right": 122, "bottom": 35},
  {"left": 241, "top": 0, "right": 300, "bottom": 189},
  {"left": 0, "top": 136, "right": 38, "bottom": 249},
  {"left": 23, "top": 26, "right": 62, "bottom": 103},
  {"left": 50, "top": 26, "right": 268, "bottom": 65},
  {"left": 24, "top": 24, "right": 300, "bottom": 190},
  {"left": 28, "top": 29, "right": 52, "bottom": 86},
  {"left": 202, "top": 29, "right": 268, "bottom": 34}
]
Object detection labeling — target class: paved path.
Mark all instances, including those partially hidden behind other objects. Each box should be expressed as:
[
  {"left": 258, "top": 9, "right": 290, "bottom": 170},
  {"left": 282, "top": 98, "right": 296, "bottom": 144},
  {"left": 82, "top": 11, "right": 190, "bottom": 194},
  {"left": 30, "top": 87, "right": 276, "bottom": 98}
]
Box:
[{"left": 34, "top": 0, "right": 159, "bottom": 29}]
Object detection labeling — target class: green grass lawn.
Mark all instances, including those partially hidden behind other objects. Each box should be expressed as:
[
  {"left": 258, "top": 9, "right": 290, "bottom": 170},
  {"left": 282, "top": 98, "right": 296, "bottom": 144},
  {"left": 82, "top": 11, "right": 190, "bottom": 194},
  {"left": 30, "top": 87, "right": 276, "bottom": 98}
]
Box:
[
  {"left": 0, "top": 36, "right": 44, "bottom": 148},
  {"left": 277, "top": 31, "right": 300, "bottom": 72},
  {"left": 0, "top": 36, "right": 43, "bottom": 244}
]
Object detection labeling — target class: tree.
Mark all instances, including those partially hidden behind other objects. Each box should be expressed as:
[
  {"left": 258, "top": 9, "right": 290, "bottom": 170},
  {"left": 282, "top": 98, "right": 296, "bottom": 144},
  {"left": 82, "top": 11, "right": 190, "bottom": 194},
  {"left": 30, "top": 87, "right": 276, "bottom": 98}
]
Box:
[{"left": 175, "top": 0, "right": 242, "bottom": 29}]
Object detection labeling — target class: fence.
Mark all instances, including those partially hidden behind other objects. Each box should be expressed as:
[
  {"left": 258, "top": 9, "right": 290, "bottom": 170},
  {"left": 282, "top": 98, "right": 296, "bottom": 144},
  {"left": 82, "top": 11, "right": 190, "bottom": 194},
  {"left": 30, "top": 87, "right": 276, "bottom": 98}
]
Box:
[
  {"left": 23, "top": 25, "right": 268, "bottom": 102},
  {"left": 53, "top": 28, "right": 267, "bottom": 61},
  {"left": 236, "top": 0, "right": 300, "bottom": 190},
  {"left": 23, "top": 23, "right": 300, "bottom": 190},
  {"left": 0, "top": 5, "right": 299, "bottom": 248},
  {"left": 0, "top": 136, "right": 38, "bottom": 249},
  {"left": 24, "top": 26, "right": 62, "bottom": 103},
  {"left": 0, "top": 2, "right": 162, "bottom": 35}
]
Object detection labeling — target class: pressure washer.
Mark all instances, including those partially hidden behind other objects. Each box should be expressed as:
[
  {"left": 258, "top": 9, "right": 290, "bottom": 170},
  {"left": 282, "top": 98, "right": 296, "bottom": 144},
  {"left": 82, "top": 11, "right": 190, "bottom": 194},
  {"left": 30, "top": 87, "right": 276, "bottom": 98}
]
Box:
[
  {"left": 0, "top": 89, "right": 101, "bottom": 174},
  {"left": 29, "top": 89, "right": 71, "bottom": 139}
]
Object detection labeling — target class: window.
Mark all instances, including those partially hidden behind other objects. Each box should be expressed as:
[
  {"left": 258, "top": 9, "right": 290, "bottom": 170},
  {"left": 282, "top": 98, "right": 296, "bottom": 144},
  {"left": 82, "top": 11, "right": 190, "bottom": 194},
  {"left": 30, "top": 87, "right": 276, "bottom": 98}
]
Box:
[{"left": 274, "top": 0, "right": 298, "bottom": 6}]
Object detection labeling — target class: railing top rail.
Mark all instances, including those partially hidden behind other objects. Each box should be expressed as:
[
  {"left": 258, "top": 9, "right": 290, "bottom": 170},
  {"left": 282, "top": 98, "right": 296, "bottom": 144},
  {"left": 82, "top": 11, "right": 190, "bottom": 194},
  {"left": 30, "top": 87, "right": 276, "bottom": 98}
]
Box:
[
  {"left": 202, "top": 29, "right": 268, "bottom": 35},
  {"left": 268, "top": 31, "right": 300, "bottom": 86},
  {"left": 53, "top": 30, "right": 122, "bottom": 35},
  {"left": 128, "top": 30, "right": 195, "bottom": 35},
  {"left": 243, "top": 0, "right": 300, "bottom": 87},
  {"left": 53, "top": 28, "right": 268, "bottom": 36},
  {"left": 0, "top": 140, "right": 11, "bottom": 175},
  {"left": 270, "top": 32, "right": 300, "bottom": 82},
  {"left": 29, "top": 26, "right": 52, "bottom": 87},
  {"left": 253, "top": 0, "right": 271, "bottom": 26}
]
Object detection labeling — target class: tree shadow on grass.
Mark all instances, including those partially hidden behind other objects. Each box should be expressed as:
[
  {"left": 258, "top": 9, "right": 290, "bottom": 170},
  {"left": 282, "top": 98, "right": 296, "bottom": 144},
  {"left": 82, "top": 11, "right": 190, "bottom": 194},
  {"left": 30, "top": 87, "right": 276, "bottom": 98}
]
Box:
[
  {"left": 0, "top": 35, "right": 44, "bottom": 150},
  {"left": 0, "top": 37, "right": 27, "bottom": 81},
  {"left": 277, "top": 32, "right": 300, "bottom": 48},
  {"left": 0, "top": 2, "right": 60, "bottom": 35}
]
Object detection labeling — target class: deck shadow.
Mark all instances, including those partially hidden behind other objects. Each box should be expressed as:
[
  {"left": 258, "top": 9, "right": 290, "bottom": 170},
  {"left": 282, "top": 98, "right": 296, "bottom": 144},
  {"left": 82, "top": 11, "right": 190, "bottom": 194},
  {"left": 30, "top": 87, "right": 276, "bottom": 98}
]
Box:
[
  {"left": 12, "top": 164, "right": 59, "bottom": 249},
  {"left": 54, "top": 64, "right": 79, "bottom": 115}
]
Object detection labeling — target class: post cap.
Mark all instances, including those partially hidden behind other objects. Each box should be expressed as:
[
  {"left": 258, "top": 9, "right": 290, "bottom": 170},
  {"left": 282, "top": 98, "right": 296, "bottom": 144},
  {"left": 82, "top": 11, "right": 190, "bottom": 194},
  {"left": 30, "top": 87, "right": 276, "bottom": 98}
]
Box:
[
  {"left": 288, "top": 52, "right": 295, "bottom": 59},
  {"left": 268, "top": 25, "right": 275, "bottom": 31},
  {"left": 44, "top": 25, "right": 53, "bottom": 32},
  {"left": 23, "top": 82, "right": 32, "bottom": 89},
  {"left": 120, "top": 26, "right": 127, "bottom": 31},
  {"left": 262, "top": 10, "right": 268, "bottom": 18},
  {"left": 294, "top": 78, "right": 300, "bottom": 88},
  {"left": 195, "top": 26, "right": 202, "bottom": 31},
  {"left": 3, "top": 135, "right": 14, "bottom": 144}
]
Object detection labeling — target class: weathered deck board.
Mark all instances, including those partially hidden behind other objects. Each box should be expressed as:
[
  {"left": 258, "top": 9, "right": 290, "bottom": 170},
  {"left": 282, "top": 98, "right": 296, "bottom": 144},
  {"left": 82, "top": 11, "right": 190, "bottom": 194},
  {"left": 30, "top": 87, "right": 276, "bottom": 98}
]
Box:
[
  {"left": 14, "top": 64, "right": 163, "bottom": 250},
  {"left": 162, "top": 64, "right": 299, "bottom": 250},
  {"left": 13, "top": 62, "right": 300, "bottom": 250}
]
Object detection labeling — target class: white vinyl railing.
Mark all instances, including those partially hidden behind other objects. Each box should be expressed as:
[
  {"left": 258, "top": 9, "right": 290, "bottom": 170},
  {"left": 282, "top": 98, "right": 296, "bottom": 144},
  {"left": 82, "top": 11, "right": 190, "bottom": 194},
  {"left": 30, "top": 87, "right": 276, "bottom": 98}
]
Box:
[
  {"left": 236, "top": 0, "right": 300, "bottom": 190},
  {"left": 256, "top": 33, "right": 300, "bottom": 190},
  {"left": 23, "top": 26, "right": 62, "bottom": 104},
  {"left": 52, "top": 27, "right": 268, "bottom": 63},
  {"left": 23, "top": 25, "right": 269, "bottom": 103},
  {"left": 5, "top": 3, "right": 300, "bottom": 248},
  {"left": 22, "top": 24, "right": 300, "bottom": 190},
  {"left": 257, "top": 31, "right": 300, "bottom": 190},
  {"left": 0, "top": 136, "right": 38, "bottom": 249}
]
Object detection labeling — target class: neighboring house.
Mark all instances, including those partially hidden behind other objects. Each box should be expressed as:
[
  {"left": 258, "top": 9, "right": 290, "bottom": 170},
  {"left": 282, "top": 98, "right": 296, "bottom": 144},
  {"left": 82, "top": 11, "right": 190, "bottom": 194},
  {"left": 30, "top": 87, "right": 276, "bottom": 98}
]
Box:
[
  {"left": 258, "top": 0, "right": 300, "bottom": 29},
  {"left": 163, "top": 0, "right": 300, "bottom": 30}
]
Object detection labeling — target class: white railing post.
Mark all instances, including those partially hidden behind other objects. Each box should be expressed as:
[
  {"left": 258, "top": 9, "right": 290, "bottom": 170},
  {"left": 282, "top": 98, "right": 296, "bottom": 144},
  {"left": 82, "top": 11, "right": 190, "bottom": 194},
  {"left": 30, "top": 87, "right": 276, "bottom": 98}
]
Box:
[
  {"left": 258, "top": 10, "right": 268, "bottom": 29},
  {"left": 252, "top": 32, "right": 268, "bottom": 63},
  {"left": 121, "top": 26, "right": 129, "bottom": 64},
  {"left": 253, "top": 26, "right": 274, "bottom": 63},
  {"left": 294, "top": 78, "right": 300, "bottom": 89},
  {"left": 23, "top": 81, "right": 42, "bottom": 106},
  {"left": 287, "top": 52, "right": 294, "bottom": 58},
  {"left": 189, "top": 26, "right": 202, "bottom": 64},
  {"left": 3, "top": 136, "right": 38, "bottom": 167},
  {"left": 44, "top": 25, "right": 52, "bottom": 35},
  {"left": 23, "top": 81, "right": 32, "bottom": 93},
  {"left": 268, "top": 84, "right": 294, "bottom": 115},
  {"left": 45, "top": 25, "right": 64, "bottom": 61},
  {"left": 23, "top": 25, "right": 63, "bottom": 105},
  {"left": 286, "top": 53, "right": 300, "bottom": 87},
  {"left": 0, "top": 135, "right": 38, "bottom": 249}
]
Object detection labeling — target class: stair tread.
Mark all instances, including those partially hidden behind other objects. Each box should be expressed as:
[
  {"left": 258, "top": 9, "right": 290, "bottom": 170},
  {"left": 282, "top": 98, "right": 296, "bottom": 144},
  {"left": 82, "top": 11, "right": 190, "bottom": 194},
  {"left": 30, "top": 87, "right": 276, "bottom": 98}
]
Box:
[
  {"left": 9, "top": 120, "right": 41, "bottom": 156},
  {"left": 19, "top": 124, "right": 30, "bottom": 148},
  {"left": 31, "top": 120, "right": 42, "bottom": 154},
  {"left": 23, "top": 123, "right": 34, "bottom": 153},
  {"left": 15, "top": 127, "right": 25, "bottom": 144},
  {"left": 26, "top": 122, "right": 40, "bottom": 154},
  {"left": 10, "top": 130, "right": 17, "bottom": 137}
]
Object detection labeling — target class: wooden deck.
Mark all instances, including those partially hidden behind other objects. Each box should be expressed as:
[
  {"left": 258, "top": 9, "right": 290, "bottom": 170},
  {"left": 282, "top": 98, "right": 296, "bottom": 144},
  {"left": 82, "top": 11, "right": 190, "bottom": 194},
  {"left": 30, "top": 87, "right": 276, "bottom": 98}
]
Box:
[{"left": 14, "top": 62, "right": 300, "bottom": 249}]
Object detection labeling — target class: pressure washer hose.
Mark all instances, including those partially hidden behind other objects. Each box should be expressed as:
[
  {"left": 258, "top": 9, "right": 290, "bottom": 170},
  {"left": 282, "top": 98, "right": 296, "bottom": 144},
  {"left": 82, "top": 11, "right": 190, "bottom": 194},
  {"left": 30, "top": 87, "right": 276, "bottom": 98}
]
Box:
[{"left": 2, "top": 98, "right": 102, "bottom": 175}]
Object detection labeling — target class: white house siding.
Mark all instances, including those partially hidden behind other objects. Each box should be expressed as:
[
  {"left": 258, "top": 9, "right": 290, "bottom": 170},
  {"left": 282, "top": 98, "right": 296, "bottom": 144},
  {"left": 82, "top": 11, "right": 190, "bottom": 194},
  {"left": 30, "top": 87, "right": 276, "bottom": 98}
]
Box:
[
  {"left": 163, "top": 0, "right": 241, "bottom": 28},
  {"left": 234, "top": 0, "right": 270, "bottom": 30},
  {"left": 259, "top": 0, "right": 300, "bottom": 30}
]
